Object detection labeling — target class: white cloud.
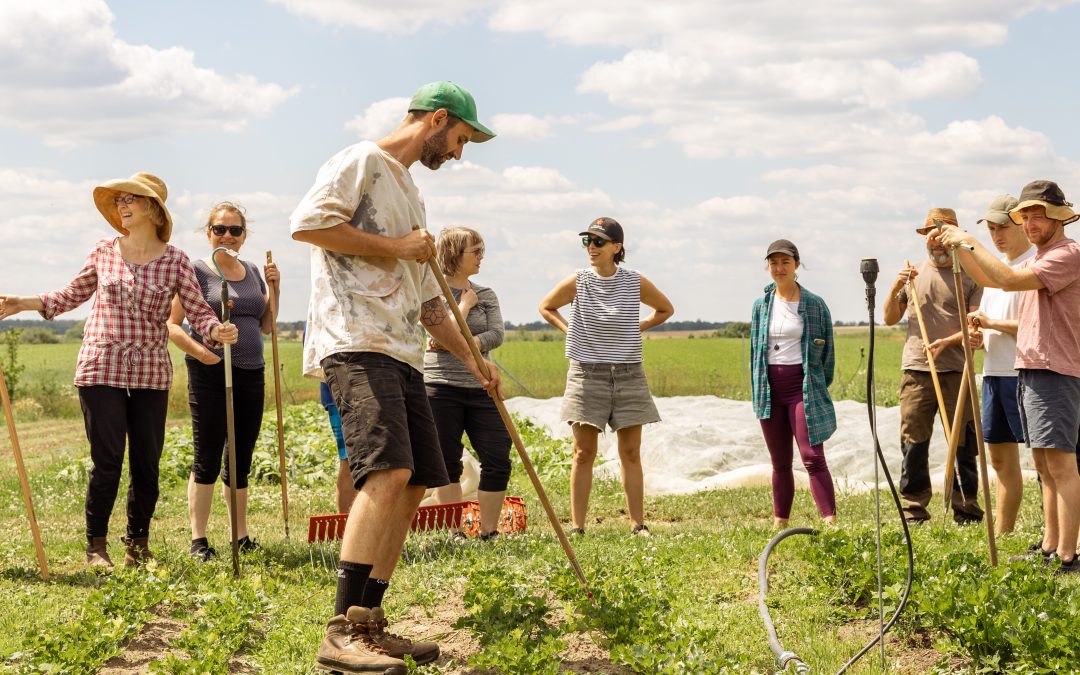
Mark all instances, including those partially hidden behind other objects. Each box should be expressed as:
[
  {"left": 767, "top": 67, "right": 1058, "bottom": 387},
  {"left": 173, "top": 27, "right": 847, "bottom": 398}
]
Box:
[
  {"left": 0, "top": 1, "right": 296, "bottom": 147},
  {"left": 268, "top": 0, "right": 496, "bottom": 33},
  {"left": 345, "top": 97, "right": 411, "bottom": 138},
  {"left": 490, "top": 114, "right": 556, "bottom": 140}
]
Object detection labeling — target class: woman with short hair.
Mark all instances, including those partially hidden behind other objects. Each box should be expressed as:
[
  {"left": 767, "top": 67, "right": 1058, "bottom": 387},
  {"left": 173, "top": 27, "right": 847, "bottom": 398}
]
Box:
[
  {"left": 0, "top": 173, "right": 237, "bottom": 567},
  {"left": 539, "top": 217, "right": 673, "bottom": 536},
  {"left": 425, "top": 227, "right": 511, "bottom": 539},
  {"left": 750, "top": 239, "right": 838, "bottom": 528},
  {"left": 167, "top": 202, "right": 279, "bottom": 561}
]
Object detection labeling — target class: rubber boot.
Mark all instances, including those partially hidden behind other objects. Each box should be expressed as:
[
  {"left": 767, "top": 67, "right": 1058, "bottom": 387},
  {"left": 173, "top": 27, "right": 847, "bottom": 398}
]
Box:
[
  {"left": 122, "top": 536, "right": 153, "bottom": 567},
  {"left": 86, "top": 536, "right": 113, "bottom": 568}
]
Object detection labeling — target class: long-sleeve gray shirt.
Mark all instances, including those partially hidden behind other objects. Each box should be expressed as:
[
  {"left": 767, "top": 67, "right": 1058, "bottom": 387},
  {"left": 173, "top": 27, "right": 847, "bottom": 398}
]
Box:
[{"left": 423, "top": 282, "right": 503, "bottom": 389}]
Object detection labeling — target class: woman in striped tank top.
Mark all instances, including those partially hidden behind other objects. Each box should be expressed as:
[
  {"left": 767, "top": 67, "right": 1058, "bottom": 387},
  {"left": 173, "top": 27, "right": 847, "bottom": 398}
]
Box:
[{"left": 539, "top": 217, "right": 673, "bottom": 537}]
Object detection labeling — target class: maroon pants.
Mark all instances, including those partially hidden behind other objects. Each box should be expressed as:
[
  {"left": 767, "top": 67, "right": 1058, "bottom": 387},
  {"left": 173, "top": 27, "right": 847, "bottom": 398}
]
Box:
[{"left": 759, "top": 364, "right": 837, "bottom": 519}]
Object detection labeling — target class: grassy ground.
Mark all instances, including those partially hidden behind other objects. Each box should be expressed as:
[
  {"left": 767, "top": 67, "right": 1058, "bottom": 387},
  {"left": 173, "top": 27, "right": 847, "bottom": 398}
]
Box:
[{"left": 0, "top": 405, "right": 1075, "bottom": 674}]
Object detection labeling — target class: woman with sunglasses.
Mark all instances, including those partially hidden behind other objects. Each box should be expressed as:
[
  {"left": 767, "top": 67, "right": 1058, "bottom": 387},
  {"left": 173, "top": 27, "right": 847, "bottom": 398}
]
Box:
[
  {"left": 167, "top": 202, "right": 279, "bottom": 561},
  {"left": 425, "top": 227, "right": 511, "bottom": 540},
  {"left": 750, "top": 239, "right": 837, "bottom": 529},
  {"left": 0, "top": 173, "right": 237, "bottom": 568},
  {"left": 539, "top": 217, "right": 673, "bottom": 536}
]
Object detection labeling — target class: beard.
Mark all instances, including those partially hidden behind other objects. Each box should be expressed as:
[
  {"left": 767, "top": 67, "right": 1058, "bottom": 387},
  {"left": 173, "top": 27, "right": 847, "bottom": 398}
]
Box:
[{"left": 419, "top": 125, "right": 452, "bottom": 170}]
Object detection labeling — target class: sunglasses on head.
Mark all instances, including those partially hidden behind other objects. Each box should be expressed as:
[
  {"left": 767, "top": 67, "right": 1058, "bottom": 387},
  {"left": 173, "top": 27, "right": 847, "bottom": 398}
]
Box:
[
  {"left": 581, "top": 236, "right": 609, "bottom": 248},
  {"left": 210, "top": 225, "right": 246, "bottom": 237}
]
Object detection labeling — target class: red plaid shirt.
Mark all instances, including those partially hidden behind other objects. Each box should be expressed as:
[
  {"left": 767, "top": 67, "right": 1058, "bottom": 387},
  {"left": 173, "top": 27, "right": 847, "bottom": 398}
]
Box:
[{"left": 40, "top": 238, "right": 222, "bottom": 390}]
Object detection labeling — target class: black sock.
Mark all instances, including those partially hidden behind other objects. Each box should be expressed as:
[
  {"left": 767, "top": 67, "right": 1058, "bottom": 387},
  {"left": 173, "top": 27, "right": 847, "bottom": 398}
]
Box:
[
  {"left": 361, "top": 578, "right": 390, "bottom": 609},
  {"left": 334, "top": 562, "right": 373, "bottom": 616}
]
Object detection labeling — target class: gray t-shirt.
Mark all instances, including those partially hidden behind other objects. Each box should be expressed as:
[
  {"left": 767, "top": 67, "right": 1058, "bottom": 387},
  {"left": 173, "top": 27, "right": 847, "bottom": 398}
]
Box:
[
  {"left": 189, "top": 259, "right": 266, "bottom": 370},
  {"left": 423, "top": 282, "right": 503, "bottom": 389}
]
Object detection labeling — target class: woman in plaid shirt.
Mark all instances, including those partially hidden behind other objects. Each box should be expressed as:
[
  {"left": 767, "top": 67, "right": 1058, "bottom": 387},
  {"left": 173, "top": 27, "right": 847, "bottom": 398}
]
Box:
[
  {"left": 0, "top": 173, "right": 237, "bottom": 568},
  {"left": 750, "top": 239, "right": 838, "bottom": 529}
]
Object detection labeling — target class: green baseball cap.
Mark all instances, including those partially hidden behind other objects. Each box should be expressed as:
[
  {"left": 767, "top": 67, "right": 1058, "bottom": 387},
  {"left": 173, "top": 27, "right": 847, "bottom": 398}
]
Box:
[{"left": 409, "top": 81, "right": 495, "bottom": 143}]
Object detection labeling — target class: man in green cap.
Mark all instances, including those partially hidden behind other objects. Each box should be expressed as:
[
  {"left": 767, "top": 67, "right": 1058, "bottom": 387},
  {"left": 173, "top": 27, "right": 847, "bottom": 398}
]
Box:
[{"left": 291, "top": 81, "right": 499, "bottom": 673}]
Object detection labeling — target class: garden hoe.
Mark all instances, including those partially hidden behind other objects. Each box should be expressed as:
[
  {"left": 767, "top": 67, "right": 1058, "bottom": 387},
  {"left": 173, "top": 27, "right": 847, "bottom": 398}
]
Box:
[
  {"left": 212, "top": 247, "right": 242, "bottom": 578},
  {"left": 266, "top": 250, "right": 290, "bottom": 541},
  {"left": 0, "top": 362, "right": 49, "bottom": 580}
]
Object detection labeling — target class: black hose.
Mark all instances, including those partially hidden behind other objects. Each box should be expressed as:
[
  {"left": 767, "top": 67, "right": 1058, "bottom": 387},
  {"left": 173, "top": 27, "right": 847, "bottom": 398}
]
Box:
[{"left": 757, "top": 263, "right": 915, "bottom": 673}]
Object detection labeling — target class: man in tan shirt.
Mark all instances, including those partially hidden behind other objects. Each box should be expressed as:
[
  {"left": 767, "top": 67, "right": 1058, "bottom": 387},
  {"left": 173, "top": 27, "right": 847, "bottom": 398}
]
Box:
[{"left": 884, "top": 208, "right": 983, "bottom": 524}]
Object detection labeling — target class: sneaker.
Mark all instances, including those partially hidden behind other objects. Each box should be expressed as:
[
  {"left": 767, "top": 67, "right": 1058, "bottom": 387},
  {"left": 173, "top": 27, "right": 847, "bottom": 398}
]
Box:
[
  {"left": 450, "top": 530, "right": 467, "bottom": 542},
  {"left": 478, "top": 530, "right": 499, "bottom": 542},
  {"left": 237, "top": 536, "right": 260, "bottom": 553},
  {"left": 316, "top": 611, "right": 407, "bottom": 675},
  {"left": 1056, "top": 555, "right": 1080, "bottom": 576},
  {"left": 569, "top": 527, "right": 586, "bottom": 537},
  {"left": 631, "top": 524, "right": 652, "bottom": 537},
  {"left": 1010, "top": 542, "right": 1054, "bottom": 563},
  {"left": 190, "top": 538, "right": 216, "bottom": 563},
  {"left": 355, "top": 606, "right": 439, "bottom": 666}
]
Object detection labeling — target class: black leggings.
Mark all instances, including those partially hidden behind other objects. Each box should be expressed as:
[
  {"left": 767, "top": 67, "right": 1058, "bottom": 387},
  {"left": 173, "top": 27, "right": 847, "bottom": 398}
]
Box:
[
  {"left": 79, "top": 386, "right": 169, "bottom": 539},
  {"left": 187, "top": 360, "right": 265, "bottom": 489},
  {"left": 426, "top": 383, "right": 512, "bottom": 492}
]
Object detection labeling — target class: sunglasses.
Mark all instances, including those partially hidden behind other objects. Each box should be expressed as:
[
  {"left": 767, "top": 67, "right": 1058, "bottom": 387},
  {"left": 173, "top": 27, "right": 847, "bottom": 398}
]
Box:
[
  {"left": 210, "top": 225, "right": 246, "bottom": 237},
  {"left": 114, "top": 194, "right": 141, "bottom": 206},
  {"left": 581, "top": 236, "right": 609, "bottom": 248}
]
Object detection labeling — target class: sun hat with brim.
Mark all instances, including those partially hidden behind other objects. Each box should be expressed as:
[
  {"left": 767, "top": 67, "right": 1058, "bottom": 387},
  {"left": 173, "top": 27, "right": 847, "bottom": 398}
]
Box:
[
  {"left": 915, "top": 207, "right": 959, "bottom": 235},
  {"left": 977, "top": 194, "right": 1019, "bottom": 226},
  {"left": 1009, "top": 180, "right": 1078, "bottom": 226},
  {"left": 409, "top": 81, "right": 496, "bottom": 143},
  {"left": 93, "top": 172, "right": 173, "bottom": 242},
  {"left": 765, "top": 239, "right": 799, "bottom": 261}
]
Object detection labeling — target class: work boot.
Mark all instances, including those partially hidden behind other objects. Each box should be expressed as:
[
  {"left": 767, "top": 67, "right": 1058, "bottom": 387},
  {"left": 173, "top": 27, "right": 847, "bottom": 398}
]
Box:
[
  {"left": 316, "top": 610, "right": 406, "bottom": 675},
  {"left": 361, "top": 606, "right": 439, "bottom": 666},
  {"left": 121, "top": 536, "right": 153, "bottom": 567},
  {"left": 86, "top": 536, "right": 113, "bottom": 568}
]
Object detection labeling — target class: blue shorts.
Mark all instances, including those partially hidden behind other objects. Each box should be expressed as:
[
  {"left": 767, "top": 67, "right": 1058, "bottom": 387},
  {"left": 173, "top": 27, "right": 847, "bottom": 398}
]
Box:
[
  {"left": 981, "top": 376, "right": 1025, "bottom": 444},
  {"left": 1018, "top": 369, "right": 1080, "bottom": 453},
  {"left": 321, "top": 381, "right": 347, "bottom": 461}
]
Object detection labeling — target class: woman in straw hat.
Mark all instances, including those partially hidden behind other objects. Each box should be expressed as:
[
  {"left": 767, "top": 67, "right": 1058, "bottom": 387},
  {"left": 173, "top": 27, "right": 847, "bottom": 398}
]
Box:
[
  {"left": 750, "top": 239, "right": 838, "bottom": 528},
  {"left": 167, "top": 201, "right": 278, "bottom": 561},
  {"left": 0, "top": 172, "right": 238, "bottom": 568}
]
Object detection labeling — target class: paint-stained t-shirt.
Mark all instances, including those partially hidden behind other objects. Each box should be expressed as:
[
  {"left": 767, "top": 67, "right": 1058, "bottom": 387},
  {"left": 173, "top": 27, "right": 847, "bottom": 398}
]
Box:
[{"left": 290, "top": 141, "right": 441, "bottom": 378}]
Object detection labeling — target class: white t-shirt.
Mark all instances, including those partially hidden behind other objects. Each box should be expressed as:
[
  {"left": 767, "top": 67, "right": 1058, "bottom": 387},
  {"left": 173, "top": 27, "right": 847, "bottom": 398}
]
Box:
[
  {"left": 980, "top": 246, "right": 1035, "bottom": 377},
  {"left": 290, "top": 141, "right": 442, "bottom": 378},
  {"left": 767, "top": 299, "right": 803, "bottom": 365}
]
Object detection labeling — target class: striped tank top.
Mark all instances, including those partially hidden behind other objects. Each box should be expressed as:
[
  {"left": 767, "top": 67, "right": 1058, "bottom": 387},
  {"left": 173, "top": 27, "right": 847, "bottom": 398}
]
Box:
[{"left": 566, "top": 266, "right": 642, "bottom": 363}]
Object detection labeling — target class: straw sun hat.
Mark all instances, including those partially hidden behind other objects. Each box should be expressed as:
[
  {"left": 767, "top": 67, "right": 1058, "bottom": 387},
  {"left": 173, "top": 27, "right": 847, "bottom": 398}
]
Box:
[{"left": 92, "top": 172, "right": 173, "bottom": 242}]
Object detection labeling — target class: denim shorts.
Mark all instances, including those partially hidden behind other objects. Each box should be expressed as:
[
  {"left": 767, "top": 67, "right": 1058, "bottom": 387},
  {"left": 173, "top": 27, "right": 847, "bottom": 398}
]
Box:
[
  {"left": 981, "top": 376, "right": 1026, "bottom": 445},
  {"left": 560, "top": 360, "right": 661, "bottom": 432},
  {"left": 1018, "top": 369, "right": 1080, "bottom": 452},
  {"left": 322, "top": 351, "right": 449, "bottom": 489}
]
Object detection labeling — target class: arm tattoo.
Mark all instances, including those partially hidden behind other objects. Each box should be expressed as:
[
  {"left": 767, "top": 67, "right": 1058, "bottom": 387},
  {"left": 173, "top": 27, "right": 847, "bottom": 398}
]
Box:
[{"left": 420, "top": 297, "right": 447, "bottom": 327}]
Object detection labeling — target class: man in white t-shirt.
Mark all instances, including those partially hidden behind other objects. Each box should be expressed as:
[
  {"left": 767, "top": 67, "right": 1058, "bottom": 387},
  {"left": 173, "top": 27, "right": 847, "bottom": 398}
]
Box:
[
  {"left": 291, "top": 82, "right": 500, "bottom": 674},
  {"left": 965, "top": 194, "right": 1032, "bottom": 534}
]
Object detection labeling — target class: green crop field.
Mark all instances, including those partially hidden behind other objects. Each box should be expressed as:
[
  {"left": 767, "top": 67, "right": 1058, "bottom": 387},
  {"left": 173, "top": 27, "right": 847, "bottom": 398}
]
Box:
[{"left": 3, "top": 327, "right": 969, "bottom": 424}]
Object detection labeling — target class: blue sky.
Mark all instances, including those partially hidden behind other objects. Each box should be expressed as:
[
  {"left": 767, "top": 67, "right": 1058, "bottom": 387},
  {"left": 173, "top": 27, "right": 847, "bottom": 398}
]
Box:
[{"left": 3, "top": 0, "right": 1080, "bottom": 323}]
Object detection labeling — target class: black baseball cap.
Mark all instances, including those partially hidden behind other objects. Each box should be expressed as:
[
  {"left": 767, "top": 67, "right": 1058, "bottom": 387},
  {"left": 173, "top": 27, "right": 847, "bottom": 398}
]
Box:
[{"left": 579, "top": 216, "right": 624, "bottom": 243}]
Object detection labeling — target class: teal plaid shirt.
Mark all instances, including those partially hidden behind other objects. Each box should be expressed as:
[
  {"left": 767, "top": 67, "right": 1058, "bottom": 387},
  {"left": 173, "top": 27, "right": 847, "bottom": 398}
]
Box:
[{"left": 750, "top": 283, "right": 837, "bottom": 446}]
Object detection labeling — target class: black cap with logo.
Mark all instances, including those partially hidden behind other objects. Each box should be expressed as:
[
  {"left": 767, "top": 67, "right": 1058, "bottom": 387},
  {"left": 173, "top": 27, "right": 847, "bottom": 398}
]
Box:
[{"left": 579, "top": 217, "right": 624, "bottom": 243}]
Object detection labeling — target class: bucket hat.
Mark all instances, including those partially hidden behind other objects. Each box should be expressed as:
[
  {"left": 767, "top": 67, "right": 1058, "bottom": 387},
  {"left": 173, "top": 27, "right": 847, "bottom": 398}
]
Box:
[{"left": 92, "top": 172, "right": 173, "bottom": 242}]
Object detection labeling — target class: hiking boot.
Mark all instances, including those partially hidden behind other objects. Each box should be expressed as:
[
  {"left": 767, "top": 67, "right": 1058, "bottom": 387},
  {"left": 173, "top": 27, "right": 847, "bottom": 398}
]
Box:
[
  {"left": 237, "top": 536, "right": 260, "bottom": 553},
  {"left": 478, "top": 530, "right": 499, "bottom": 542},
  {"left": 316, "top": 611, "right": 406, "bottom": 675},
  {"left": 190, "top": 538, "right": 216, "bottom": 563},
  {"left": 570, "top": 527, "right": 586, "bottom": 537},
  {"left": 358, "top": 606, "right": 439, "bottom": 666},
  {"left": 86, "top": 536, "right": 113, "bottom": 568},
  {"left": 450, "top": 530, "right": 467, "bottom": 542},
  {"left": 631, "top": 524, "right": 652, "bottom": 537},
  {"left": 121, "top": 536, "right": 153, "bottom": 567}
]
